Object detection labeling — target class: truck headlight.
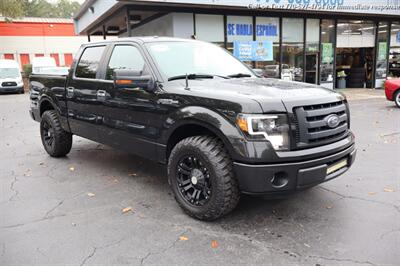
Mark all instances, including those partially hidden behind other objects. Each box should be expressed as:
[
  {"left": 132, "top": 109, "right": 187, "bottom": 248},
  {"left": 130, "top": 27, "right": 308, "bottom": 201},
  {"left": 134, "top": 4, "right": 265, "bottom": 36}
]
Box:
[{"left": 236, "top": 114, "right": 290, "bottom": 150}]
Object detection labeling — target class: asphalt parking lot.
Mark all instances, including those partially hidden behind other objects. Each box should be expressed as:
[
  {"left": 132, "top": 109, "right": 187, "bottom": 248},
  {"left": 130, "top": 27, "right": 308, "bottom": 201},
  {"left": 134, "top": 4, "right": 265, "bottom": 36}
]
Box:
[{"left": 1, "top": 90, "right": 399, "bottom": 265}]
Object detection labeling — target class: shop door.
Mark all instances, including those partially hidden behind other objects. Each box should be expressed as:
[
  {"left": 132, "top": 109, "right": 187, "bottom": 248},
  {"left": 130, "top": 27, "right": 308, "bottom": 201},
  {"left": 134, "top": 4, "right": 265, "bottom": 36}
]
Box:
[
  {"left": 305, "top": 52, "right": 319, "bottom": 84},
  {"left": 336, "top": 20, "right": 376, "bottom": 89}
]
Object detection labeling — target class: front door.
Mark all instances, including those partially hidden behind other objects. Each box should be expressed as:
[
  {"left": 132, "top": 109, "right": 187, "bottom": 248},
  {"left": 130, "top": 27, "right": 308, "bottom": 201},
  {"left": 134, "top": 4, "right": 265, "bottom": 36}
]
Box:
[
  {"left": 305, "top": 52, "right": 319, "bottom": 84},
  {"left": 96, "top": 43, "right": 160, "bottom": 160},
  {"left": 66, "top": 45, "right": 107, "bottom": 141}
]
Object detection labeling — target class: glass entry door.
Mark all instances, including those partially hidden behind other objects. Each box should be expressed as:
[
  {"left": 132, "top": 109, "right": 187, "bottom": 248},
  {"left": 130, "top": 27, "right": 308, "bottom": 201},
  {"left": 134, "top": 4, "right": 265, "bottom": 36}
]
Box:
[
  {"left": 336, "top": 20, "right": 376, "bottom": 88},
  {"left": 305, "top": 52, "right": 319, "bottom": 84},
  {"left": 305, "top": 19, "right": 320, "bottom": 84}
]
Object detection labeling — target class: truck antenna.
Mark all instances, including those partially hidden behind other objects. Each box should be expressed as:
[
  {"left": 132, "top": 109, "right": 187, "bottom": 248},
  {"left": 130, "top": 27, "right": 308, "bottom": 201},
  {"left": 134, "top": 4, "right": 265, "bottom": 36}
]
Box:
[{"left": 185, "top": 73, "right": 190, "bottom": 90}]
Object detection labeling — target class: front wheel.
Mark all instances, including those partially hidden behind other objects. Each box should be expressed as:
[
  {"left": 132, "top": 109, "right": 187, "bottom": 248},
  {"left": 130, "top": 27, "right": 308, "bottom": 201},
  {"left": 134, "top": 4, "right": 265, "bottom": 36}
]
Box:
[
  {"left": 40, "top": 110, "right": 72, "bottom": 157},
  {"left": 168, "top": 136, "right": 240, "bottom": 220},
  {"left": 394, "top": 90, "right": 400, "bottom": 108}
]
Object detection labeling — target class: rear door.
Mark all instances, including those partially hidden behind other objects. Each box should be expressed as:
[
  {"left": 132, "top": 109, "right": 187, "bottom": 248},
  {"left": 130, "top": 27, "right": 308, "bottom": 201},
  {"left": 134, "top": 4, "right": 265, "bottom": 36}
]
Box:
[{"left": 66, "top": 45, "right": 107, "bottom": 140}]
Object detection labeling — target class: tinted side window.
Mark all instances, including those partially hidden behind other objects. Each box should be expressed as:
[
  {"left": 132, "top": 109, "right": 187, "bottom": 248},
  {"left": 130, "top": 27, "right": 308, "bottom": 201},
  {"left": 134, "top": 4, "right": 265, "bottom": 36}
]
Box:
[
  {"left": 75, "top": 46, "right": 105, "bottom": 79},
  {"left": 106, "top": 45, "right": 145, "bottom": 80}
]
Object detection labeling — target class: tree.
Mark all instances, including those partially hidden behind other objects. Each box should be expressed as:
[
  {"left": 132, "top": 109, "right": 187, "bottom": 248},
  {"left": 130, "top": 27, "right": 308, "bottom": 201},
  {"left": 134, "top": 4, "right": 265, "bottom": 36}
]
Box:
[
  {"left": 55, "top": 0, "right": 81, "bottom": 18},
  {"left": 1, "top": 0, "right": 81, "bottom": 19},
  {"left": 22, "top": 0, "right": 53, "bottom": 18},
  {"left": 0, "top": 0, "right": 25, "bottom": 18}
]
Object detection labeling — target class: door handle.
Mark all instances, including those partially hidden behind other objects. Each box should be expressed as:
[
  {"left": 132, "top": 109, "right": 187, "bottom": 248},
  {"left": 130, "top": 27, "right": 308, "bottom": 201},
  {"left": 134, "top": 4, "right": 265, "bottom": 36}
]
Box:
[
  {"left": 97, "top": 90, "right": 107, "bottom": 100},
  {"left": 66, "top": 87, "right": 74, "bottom": 98}
]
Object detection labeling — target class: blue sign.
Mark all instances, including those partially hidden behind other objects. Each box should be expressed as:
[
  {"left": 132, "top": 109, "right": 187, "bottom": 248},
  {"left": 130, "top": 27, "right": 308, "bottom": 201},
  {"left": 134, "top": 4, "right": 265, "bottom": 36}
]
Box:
[
  {"left": 256, "top": 24, "right": 278, "bottom": 37},
  {"left": 227, "top": 23, "right": 253, "bottom": 36},
  {"left": 397, "top": 32, "right": 400, "bottom": 43},
  {"left": 234, "top": 41, "right": 273, "bottom": 61},
  {"left": 227, "top": 23, "right": 278, "bottom": 37}
]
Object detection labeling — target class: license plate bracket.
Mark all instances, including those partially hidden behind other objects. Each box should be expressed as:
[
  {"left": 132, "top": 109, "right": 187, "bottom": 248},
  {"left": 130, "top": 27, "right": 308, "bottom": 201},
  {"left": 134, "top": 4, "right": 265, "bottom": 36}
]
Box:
[{"left": 327, "top": 159, "right": 348, "bottom": 175}]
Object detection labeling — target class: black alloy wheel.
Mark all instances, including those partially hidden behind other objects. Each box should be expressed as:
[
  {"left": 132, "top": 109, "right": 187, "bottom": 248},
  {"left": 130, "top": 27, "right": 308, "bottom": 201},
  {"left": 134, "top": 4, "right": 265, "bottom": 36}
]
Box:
[
  {"left": 176, "top": 155, "right": 212, "bottom": 206},
  {"left": 41, "top": 119, "right": 55, "bottom": 149}
]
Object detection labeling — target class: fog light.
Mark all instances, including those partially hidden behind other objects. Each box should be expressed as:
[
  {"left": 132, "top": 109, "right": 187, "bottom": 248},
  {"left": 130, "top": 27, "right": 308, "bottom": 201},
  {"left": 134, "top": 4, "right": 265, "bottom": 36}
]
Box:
[{"left": 270, "top": 172, "right": 288, "bottom": 188}]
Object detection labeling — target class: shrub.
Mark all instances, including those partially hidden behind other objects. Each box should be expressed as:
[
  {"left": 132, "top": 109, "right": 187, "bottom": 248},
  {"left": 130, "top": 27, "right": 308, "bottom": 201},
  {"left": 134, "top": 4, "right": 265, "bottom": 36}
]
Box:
[{"left": 22, "top": 64, "right": 32, "bottom": 77}]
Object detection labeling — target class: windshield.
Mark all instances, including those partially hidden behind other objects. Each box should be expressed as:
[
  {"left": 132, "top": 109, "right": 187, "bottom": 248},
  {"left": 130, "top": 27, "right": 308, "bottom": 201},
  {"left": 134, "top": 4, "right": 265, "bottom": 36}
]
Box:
[
  {"left": 0, "top": 68, "right": 20, "bottom": 79},
  {"left": 146, "top": 41, "right": 255, "bottom": 79}
]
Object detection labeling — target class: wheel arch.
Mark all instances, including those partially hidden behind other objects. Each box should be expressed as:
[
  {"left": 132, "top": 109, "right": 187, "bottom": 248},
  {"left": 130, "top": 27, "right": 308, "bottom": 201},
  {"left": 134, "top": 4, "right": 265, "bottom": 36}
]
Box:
[
  {"left": 166, "top": 121, "right": 232, "bottom": 160},
  {"left": 39, "top": 98, "right": 56, "bottom": 117},
  {"left": 163, "top": 107, "right": 245, "bottom": 162}
]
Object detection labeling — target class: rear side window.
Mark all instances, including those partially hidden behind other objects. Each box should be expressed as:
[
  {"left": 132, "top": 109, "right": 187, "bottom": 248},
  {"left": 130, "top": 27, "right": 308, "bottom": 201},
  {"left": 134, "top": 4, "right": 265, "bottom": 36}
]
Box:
[
  {"left": 75, "top": 46, "right": 105, "bottom": 79},
  {"left": 106, "top": 45, "right": 145, "bottom": 80}
]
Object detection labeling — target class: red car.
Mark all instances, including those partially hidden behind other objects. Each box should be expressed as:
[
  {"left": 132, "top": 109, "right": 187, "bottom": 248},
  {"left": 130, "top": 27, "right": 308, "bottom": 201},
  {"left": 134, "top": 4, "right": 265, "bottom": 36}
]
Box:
[{"left": 385, "top": 79, "right": 400, "bottom": 108}]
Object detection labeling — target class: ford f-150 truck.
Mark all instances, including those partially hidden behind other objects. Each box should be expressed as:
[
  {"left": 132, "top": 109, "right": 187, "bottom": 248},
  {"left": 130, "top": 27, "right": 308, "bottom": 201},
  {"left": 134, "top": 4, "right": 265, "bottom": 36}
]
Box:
[{"left": 29, "top": 37, "right": 356, "bottom": 220}]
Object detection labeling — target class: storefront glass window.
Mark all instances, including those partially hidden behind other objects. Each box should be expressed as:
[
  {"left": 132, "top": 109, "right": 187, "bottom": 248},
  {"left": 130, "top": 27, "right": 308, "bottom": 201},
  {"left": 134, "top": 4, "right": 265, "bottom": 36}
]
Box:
[
  {"left": 195, "top": 14, "right": 224, "bottom": 46},
  {"left": 255, "top": 17, "right": 280, "bottom": 78},
  {"left": 320, "top": 20, "right": 335, "bottom": 84},
  {"left": 305, "top": 19, "right": 320, "bottom": 84},
  {"left": 282, "top": 18, "right": 304, "bottom": 82},
  {"left": 336, "top": 20, "right": 376, "bottom": 88},
  {"left": 375, "top": 22, "right": 389, "bottom": 87},
  {"left": 389, "top": 22, "right": 400, "bottom": 79},
  {"left": 226, "top": 16, "right": 253, "bottom": 68}
]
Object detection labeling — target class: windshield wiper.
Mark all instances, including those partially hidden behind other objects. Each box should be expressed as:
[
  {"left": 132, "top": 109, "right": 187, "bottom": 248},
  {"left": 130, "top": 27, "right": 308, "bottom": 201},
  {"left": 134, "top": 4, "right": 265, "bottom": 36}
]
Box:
[
  {"left": 168, "top": 73, "right": 228, "bottom": 81},
  {"left": 168, "top": 74, "right": 213, "bottom": 81},
  {"left": 227, "top": 73, "right": 252, "bottom": 78}
]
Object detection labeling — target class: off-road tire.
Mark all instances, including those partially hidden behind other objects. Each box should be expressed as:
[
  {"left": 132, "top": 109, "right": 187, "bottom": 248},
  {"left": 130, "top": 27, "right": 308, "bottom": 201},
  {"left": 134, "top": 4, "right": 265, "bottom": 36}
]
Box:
[
  {"left": 40, "top": 110, "right": 72, "bottom": 157},
  {"left": 168, "top": 136, "right": 240, "bottom": 220}
]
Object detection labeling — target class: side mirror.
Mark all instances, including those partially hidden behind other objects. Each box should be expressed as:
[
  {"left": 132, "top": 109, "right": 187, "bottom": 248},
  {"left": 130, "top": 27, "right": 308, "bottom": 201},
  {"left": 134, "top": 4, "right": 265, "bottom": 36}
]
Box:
[{"left": 113, "top": 69, "right": 156, "bottom": 92}]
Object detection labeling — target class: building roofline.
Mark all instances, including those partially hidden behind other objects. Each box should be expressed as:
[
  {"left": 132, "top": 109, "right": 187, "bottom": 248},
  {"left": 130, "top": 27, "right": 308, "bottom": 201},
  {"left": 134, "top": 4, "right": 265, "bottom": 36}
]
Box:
[
  {"left": 0, "top": 17, "right": 73, "bottom": 24},
  {"left": 74, "top": 0, "right": 97, "bottom": 19}
]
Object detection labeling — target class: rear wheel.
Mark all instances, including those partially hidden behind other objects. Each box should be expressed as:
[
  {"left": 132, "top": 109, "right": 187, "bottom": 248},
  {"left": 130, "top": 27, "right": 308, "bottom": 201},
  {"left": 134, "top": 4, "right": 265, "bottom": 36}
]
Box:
[
  {"left": 168, "top": 136, "right": 240, "bottom": 221},
  {"left": 40, "top": 110, "right": 72, "bottom": 157},
  {"left": 395, "top": 90, "right": 400, "bottom": 108}
]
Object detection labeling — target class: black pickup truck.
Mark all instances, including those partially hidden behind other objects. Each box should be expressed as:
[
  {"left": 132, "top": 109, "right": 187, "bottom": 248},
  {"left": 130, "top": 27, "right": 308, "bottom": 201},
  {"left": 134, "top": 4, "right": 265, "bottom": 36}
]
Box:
[{"left": 29, "top": 37, "right": 356, "bottom": 220}]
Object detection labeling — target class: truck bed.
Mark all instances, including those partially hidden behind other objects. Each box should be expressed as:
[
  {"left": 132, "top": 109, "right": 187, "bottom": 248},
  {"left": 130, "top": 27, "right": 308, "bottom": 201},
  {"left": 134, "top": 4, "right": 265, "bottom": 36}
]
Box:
[{"left": 29, "top": 74, "right": 69, "bottom": 125}]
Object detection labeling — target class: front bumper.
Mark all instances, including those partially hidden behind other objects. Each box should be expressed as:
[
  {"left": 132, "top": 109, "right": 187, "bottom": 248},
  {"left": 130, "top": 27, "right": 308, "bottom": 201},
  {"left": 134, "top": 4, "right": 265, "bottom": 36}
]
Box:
[
  {"left": 385, "top": 88, "right": 394, "bottom": 101},
  {"left": 0, "top": 86, "right": 23, "bottom": 93},
  {"left": 29, "top": 102, "right": 41, "bottom": 122},
  {"left": 233, "top": 144, "right": 356, "bottom": 194}
]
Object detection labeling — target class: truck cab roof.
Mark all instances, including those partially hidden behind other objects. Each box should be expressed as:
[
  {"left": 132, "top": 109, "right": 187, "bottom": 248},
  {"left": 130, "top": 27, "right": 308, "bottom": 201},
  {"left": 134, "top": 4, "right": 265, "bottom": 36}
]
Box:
[{"left": 82, "top": 36, "right": 198, "bottom": 47}]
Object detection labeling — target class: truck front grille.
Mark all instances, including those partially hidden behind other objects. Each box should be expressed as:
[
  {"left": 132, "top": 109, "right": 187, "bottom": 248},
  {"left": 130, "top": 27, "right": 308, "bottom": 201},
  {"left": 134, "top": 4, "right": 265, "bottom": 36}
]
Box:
[
  {"left": 293, "top": 100, "right": 349, "bottom": 148},
  {"left": 2, "top": 82, "right": 17, "bottom": 87}
]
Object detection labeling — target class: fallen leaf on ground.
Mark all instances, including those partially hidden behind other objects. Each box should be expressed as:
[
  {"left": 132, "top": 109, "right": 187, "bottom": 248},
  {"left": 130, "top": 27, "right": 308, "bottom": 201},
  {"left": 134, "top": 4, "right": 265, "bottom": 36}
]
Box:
[
  {"left": 384, "top": 188, "right": 395, "bottom": 193},
  {"left": 179, "top": 236, "right": 189, "bottom": 241},
  {"left": 368, "top": 192, "right": 377, "bottom": 196},
  {"left": 69, "top": 167, "right": 75, "bottom": 171},
  {"left": 211, "top": 240, "right": 219, "bottom": 248},
  {"left": 87, "top": 193, "right": 95, "bottom": 197},
  {"left": 39, "top": 162, "right": 44, "bottom": 166},
  {"left": 122, "top": 206, "right": 132, "bottom": 213}
]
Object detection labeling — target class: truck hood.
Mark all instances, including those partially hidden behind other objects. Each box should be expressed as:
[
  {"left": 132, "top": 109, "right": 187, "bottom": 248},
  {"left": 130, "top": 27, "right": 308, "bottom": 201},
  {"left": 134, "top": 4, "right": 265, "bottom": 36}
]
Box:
[{"left": 167, "top": 78, "right": 345, "bottom": 113}]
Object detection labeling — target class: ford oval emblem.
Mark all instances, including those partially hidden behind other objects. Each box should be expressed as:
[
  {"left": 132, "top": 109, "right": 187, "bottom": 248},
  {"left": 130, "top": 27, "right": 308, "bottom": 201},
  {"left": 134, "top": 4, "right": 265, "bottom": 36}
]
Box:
[{"left": 325, "top": 114, "right": 340, "bottom": 128}]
